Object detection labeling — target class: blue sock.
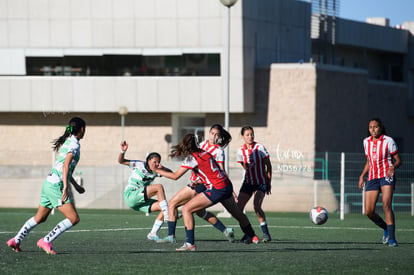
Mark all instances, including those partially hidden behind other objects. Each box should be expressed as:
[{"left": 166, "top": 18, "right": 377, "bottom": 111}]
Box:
[
  {"left": 387, "top": 224, "right": 396, "bottom": 240},
  {"left": 185, "top": 229, "right": 194, "bottom": 245},
  {"left": 213, "top": 220, "right": 226, "bottom": 232},
  {"left": 167, "top": 221, "right": 176, "bottom": 236}
]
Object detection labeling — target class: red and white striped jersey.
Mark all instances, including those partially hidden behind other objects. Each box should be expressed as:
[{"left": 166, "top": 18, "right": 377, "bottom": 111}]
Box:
[
  {"left": 189, "top": 140, "right": 224, "bottom": 182},
  {"left": 363, "top": 135, "right": 398, "bottom": 181},
  {"left": 199, "top": 140, "right": 224, "bottom": 163},
  {"left": 237, "top": 142, "right": 270, "bottom": 185},
  {"left": 182, "top": 150, "right": 229, "bottom": 190}
]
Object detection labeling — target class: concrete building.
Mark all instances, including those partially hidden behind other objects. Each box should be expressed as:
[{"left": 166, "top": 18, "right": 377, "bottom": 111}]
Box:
[{"left": 0, "top": 0, "right": 413, "bottom": 211}]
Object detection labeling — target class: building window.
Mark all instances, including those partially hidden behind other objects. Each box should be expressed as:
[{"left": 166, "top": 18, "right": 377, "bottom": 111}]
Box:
[{"left": 25, "top": 54, "right": 220, "bottom": 77}]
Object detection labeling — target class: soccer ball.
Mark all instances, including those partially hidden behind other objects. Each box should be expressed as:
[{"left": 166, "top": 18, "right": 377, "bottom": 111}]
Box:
[{"left": 309, "top": 206, "right": 328, "bottom": 225}]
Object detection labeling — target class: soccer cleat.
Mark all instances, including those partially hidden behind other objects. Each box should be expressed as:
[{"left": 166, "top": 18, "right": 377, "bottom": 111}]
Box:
[
  {"left": 388, "top": 239, "right": 398, "bottom": 247},
  {"left": 382, "top": 230, "right": 389, "bottom": 245},
  {"left": 147, "top": 233, "right": 161, "bottom": 242},
  {"left": 262, "top": 233, "right": 272, "bottom": 243},
  {"left": 7, "top": 238, "right": 22, "bottom": 252},
  {"left": 240, "top": 234, "right": 248, "bottom": 243},
  {"left": 156, "top": 235, "right": 176, "bottom": 244},
  {"left": 224, "top": 228, "right": 235, "bottom": 243},
  {"left": 176, "top": 242, "right": 196, "bottom": 251},
  {"left": 243, "top": 235, "right": 259, "bottom": 244},
  {"left": 37, "top": 239, "right": 56, "bottom": 255}
]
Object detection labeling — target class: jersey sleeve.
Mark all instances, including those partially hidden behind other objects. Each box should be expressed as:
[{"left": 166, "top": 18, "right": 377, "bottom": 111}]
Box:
[
  {"left": 68, "top": 139, "right": 80, "bottom": 155},
  {"left": 214, "top": 148, "right": 225, "bottom": 163},
  {"left": 182, "top": 155, "right": 198, "bottom": 169},
  {"left": 389, "top": 138, "right": 398, "bottom": 155},
  {"left": 258, "top": 144, "right": 270, "bottom": 158},
  {"left": 363, "top": 138, "right": 369, "bottom": 156},
  {"left": 236, "top": 148, "right": 244, "bottom": 163}
]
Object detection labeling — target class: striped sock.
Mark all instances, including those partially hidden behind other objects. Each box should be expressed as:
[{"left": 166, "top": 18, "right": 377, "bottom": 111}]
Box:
[
  {"left": 150, "top": 219, "right": 163, "bottom": 235},
  {"left": 15, "top": 217, "right": 38, "bottom": 244},
  {"left": 44, "top": 218, "right": 73, "bottom": 243},
  {"left": 159, "top": 200, "right": 169, "bottom": 221}
]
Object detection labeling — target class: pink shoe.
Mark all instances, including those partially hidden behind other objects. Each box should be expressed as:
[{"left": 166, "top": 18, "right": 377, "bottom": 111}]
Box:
[
  {"left": 7, "top": 238, "right": 22, "bottom": 252},
  {"left": 252, "top": 235, "right": 259, "bottom": 244},
  {"left": 37, "top": 239, "right": 56, "bottom": 255}
]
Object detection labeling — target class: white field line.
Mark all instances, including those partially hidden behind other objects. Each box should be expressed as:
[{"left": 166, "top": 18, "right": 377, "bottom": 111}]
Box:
[{"left": 1, "top": 224, "right": 414, "bottom": 235}]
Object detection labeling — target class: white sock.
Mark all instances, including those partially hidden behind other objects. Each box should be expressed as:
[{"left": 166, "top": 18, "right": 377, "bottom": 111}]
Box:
[
  {"left": 159, "top": 200, "right": 169, "bottom": 221},
  {"left": 260, "top": 222, "right": 267, "bottom": 226},
  {"left": 150, "top": 219, "right": 164, "bottom": 235},
  {"left": 43, "top": 218, "right": 73, "bottom": 243},
  {"left": 15, "top": 217, "right": 38, "bottom": 243}
]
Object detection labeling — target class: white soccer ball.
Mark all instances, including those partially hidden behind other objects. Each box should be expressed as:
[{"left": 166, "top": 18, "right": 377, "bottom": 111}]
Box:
[{"left": 310, "top": 206, "right": 328, "bottom": 225}]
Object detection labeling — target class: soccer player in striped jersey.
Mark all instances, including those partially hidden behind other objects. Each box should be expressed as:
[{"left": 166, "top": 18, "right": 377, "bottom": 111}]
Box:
[
  {"left": 155, "top": 133, "right": 259, "bottom": 251},
  {"left": 119, "top": 141, "right": 171, "bottom": 242},
  {"left": 7, "top": 117, "right": 86, "bottom": 255},
  {"left": 358, "top": 118, "right": 401, "bottom": 247},
  {"left": 157, "top": 124, "right": 235, "bottom": 244},
  {"left": 236, "top": 126, "right": 272, "bottom": 243}
]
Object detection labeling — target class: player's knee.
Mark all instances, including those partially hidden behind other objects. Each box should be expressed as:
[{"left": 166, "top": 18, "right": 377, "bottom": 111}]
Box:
[{"left": 70, "top": 215, "right": 80, "bottom": 225}]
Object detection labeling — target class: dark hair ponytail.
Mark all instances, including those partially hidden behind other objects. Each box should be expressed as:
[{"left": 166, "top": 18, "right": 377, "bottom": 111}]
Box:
[
  {"left": 52, "top": 117, "right": 86, "bottom": 152},
  {"left": 170, "top": 133, "right": 200, "bottom": 158},
  {"left": 210, "top": 124, "right": 232, "bottom": 149}
]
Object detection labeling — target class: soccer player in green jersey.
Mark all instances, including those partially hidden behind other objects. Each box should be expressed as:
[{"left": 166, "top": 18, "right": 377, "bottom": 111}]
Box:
[
  {"left": 119, "top": 141, "right": 171, "bottom": 241},
  {"left": 7, "top": 117, "right": 86, "bottom": 255}
]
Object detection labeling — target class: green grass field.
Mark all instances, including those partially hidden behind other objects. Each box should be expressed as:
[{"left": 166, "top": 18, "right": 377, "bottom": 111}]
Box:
[{"left": 1, "top": 208, "right": 413, "bottom": 274}]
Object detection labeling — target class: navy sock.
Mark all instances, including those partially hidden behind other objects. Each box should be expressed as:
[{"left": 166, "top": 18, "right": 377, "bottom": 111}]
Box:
[
  {"left": 374, "top": 217, "right": 387, "bottom": 230},
  {"left": 167, "top": 221, "right": 176, "bottom": 236},
  {"left": 260, "top": 222, "right": 269, "bottom": 235},
  {"left": 185, "top": 229, "right": 195, "bottom": 245},
  {"left": 212, "top": 220, "right": 226, "bottom": 232},
  {"left": 387, "top": 224, "right": 396, "bottom": 240}
]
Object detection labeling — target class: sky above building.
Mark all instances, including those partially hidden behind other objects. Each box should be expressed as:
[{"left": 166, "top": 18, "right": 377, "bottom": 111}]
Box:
[{"left": 339, "top": 0, "right": 414, "bottom": 27}]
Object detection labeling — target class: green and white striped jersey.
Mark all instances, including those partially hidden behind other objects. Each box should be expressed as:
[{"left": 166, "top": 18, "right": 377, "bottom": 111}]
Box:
[
  {"left": 47, "top": 135, "right": 81, "bottom": 184},
  {"left": 127, "top": 160, "right": 159, "bottom": 189}
]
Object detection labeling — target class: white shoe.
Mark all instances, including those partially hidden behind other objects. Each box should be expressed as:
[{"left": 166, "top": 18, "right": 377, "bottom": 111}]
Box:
[
  {"left": 176, "top": 242, "right": 196, "bottom": 251},
  {"left": 224, "top": 228, "right": 235, "bottom": 243},
  {"left": 147, "top": 233, "right": 161, "bottom": 242}
]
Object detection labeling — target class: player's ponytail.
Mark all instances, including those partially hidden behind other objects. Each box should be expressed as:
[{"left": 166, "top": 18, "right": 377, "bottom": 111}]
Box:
[
  {"left": 170, "top": 133, "right": 200, "bottom": 158},
  {"left": 52, "top": 117, "right": 86, "bottom": 152}
]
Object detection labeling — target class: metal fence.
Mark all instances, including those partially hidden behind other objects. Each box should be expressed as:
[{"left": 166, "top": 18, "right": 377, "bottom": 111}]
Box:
[{"left": 314, "top": 152, "right": 414, "bottom": 215}]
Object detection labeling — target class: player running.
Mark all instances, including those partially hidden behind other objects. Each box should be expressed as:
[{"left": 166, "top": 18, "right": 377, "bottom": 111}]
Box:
[
  {"left": 7, "top": 117, "right": 86, "bottom": 255},
  {"left": 236, "top": 125, "right": 273, "bottom": 243},
  {"left": 119, "top": 141, "right": 172, "bottom": 241},
  {"left": 155, "top": 133, "right": 259, "bottom": 251},
  {"left": 358, "top": 118, "right": 401, "bottom": 247},
  {"left": 157, "top": 124, "right": 235, "bottom": 244}
]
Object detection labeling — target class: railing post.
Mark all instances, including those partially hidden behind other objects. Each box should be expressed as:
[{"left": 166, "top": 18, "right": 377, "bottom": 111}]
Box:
[{"left": 340, "top": 152, "right": 345, "bottom": 220}]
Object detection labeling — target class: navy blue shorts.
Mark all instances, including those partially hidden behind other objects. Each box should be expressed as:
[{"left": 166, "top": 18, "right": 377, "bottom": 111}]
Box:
[
  {"left": 203, "top": 184, "right": 233, "bottom": 204},
  {"left": 365, "top": 177, "right": 395, "bottom": 191},
  {"left": 239, "top": 182, "right": 267, "bottom": 196},
  {"left": 187, "top": 183, "right": 207, "bottom": 193}
]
